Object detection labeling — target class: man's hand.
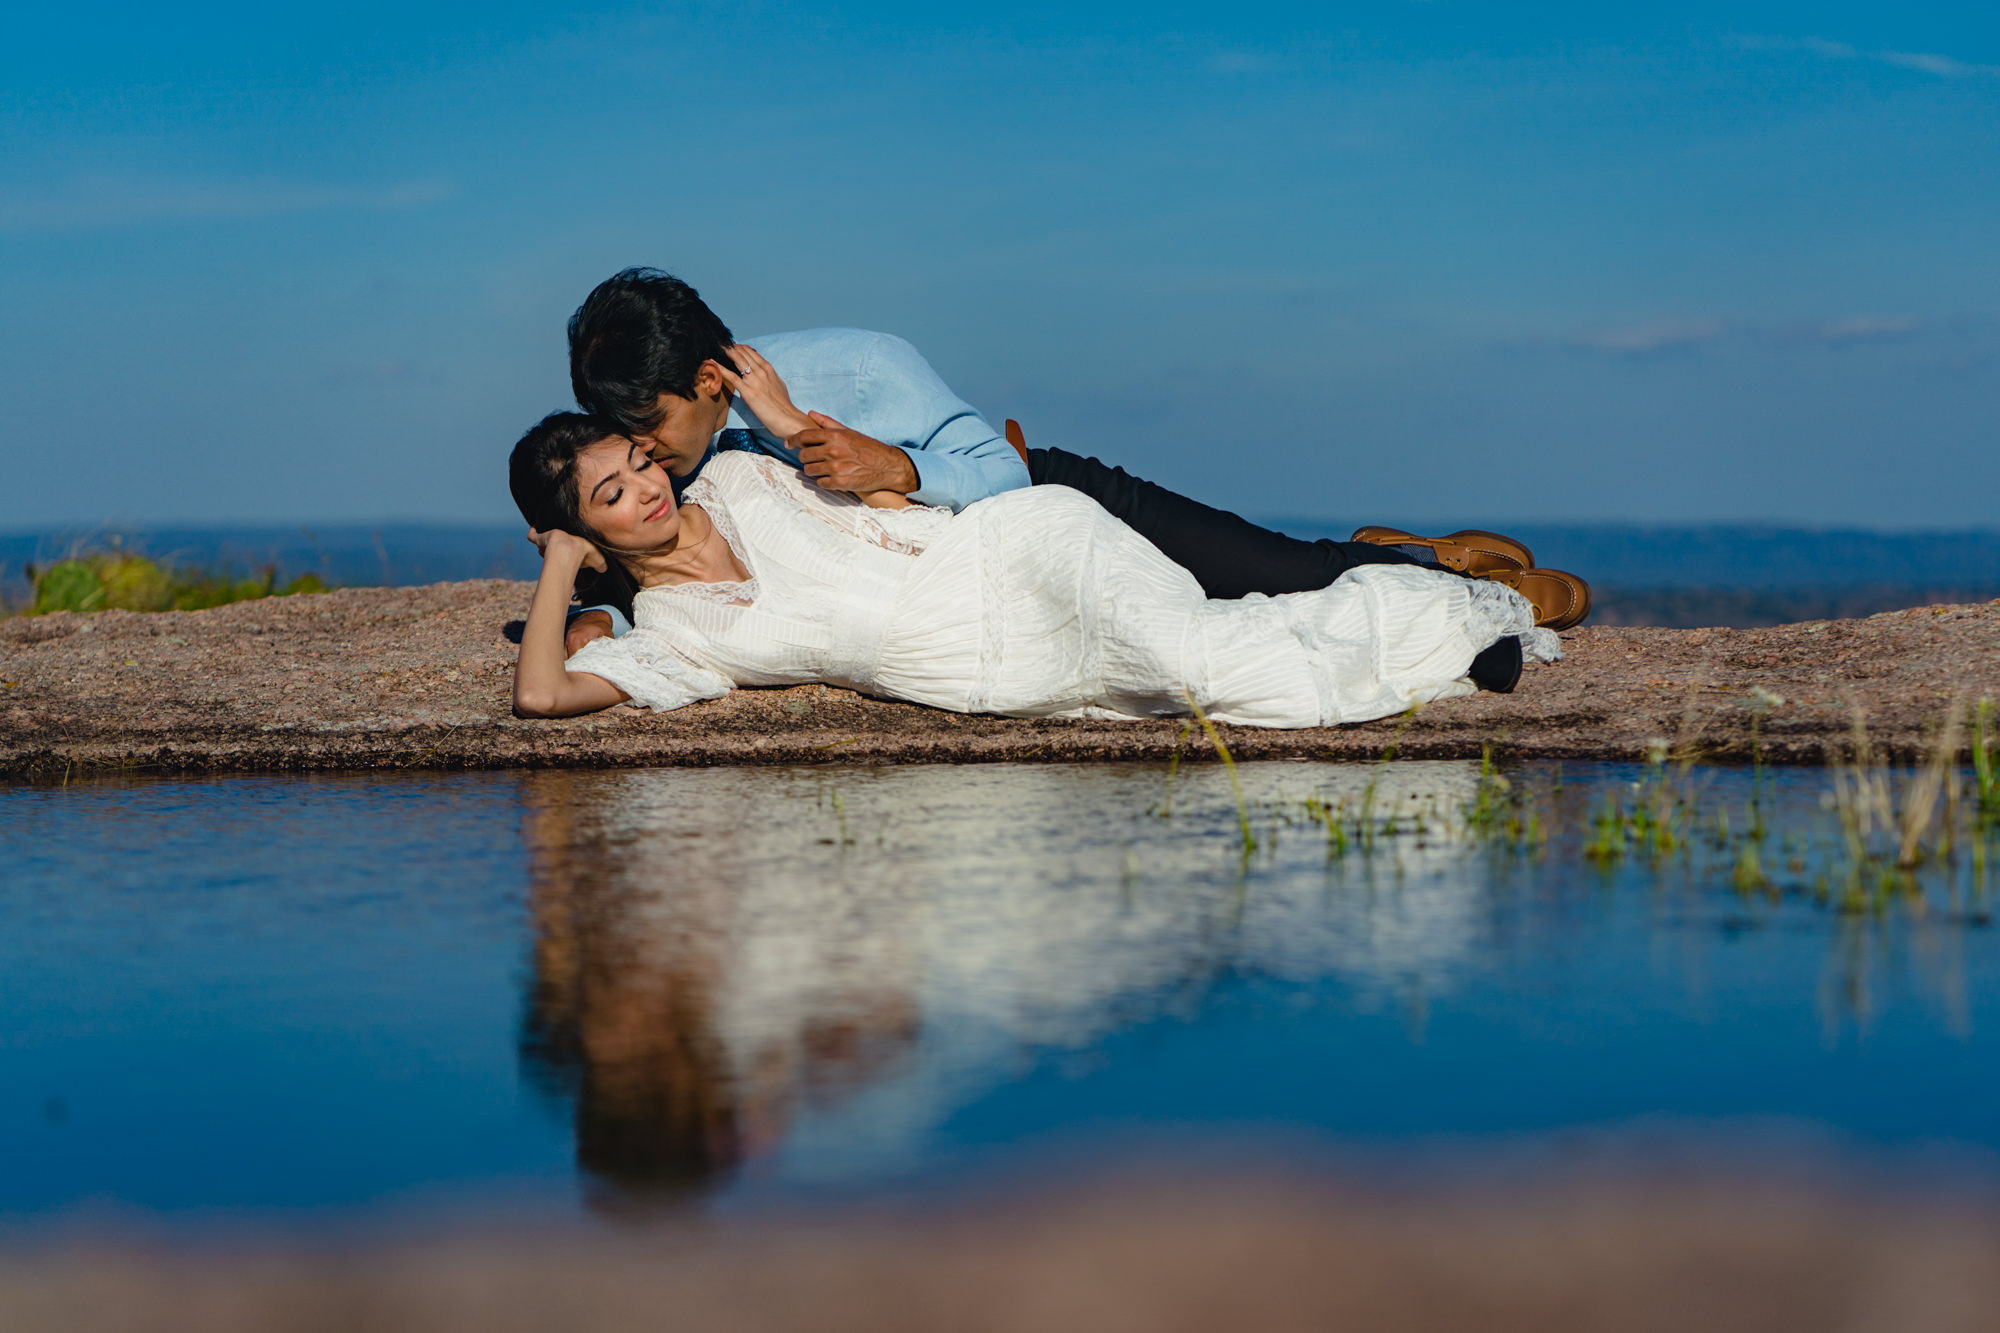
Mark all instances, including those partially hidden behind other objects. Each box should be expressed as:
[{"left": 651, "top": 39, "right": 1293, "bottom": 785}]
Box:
[
  {"left": 790, "top": 411, "right": 919, "bottom": 496},
  {"left": 564, "top": 610, "right": 614, "bottom": 656}
]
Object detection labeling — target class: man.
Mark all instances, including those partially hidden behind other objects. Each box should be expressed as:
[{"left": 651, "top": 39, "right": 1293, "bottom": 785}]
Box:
[{"left": 562, "top": 268, "right": 1582, "bottom": 653}]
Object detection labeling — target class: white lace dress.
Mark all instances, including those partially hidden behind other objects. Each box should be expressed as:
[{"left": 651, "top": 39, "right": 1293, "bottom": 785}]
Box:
[{"left": 566, "top": 452, "right": 1557, "bottom": 728}]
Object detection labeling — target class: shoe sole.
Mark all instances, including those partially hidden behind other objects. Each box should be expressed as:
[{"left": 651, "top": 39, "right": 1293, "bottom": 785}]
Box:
[{"left": 1350, "top": 525, "right": 1536, "bottom": 574}]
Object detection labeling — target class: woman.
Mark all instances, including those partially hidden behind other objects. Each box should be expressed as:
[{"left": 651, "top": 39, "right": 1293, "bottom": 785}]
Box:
[{"left": 508, "top": 365, "right": 1558, "bottom": 725}]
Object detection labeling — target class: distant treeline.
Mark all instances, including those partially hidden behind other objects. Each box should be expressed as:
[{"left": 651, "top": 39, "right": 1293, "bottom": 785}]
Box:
[
  {"left": 9, "top": 551, "right": 327, "bottom": 616},
  {"left": 0, "top": 524, "right": 541, "bottom": 595},
  {"left": 1588, "top": 585, "right": 2000, "bottom": 629}
]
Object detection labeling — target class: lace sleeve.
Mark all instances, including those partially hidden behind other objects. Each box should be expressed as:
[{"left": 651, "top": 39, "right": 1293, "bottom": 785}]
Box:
[
  {"left": 852, "top": 501, "right": 956, "bottom": 554},
  {"left": 565, "top": 627, "right": 735, "bottom": 712},
  {"left": 716, "top": 452, "right": 955, "bottom": 555}
]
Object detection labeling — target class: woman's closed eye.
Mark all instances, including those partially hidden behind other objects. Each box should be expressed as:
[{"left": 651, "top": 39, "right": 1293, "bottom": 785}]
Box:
[{"left": 602, "top": 458, "right": 657, "bottom": 506}]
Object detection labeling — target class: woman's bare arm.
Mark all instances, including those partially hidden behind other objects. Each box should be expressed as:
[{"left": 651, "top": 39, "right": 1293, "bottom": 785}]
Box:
[{"left": 513, "top": 532, "right": 631, "bottom": 718}]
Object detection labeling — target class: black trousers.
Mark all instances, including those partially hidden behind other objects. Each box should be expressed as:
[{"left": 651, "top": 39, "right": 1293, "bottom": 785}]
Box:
[{"left": 1026, "top": 447, "right": 1423, "bottom": 601}]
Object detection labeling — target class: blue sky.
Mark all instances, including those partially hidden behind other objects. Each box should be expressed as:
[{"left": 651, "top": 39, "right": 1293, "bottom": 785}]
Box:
[{"left": 2, "top": 3, "right": 1995, "bottom": 528}]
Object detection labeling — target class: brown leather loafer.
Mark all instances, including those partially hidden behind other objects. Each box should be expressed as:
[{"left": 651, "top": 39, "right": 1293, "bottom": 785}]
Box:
[
  {"left": 1350, "top": 526, "right": 1535, "bottom": 576},
  {"left": 1478, "top": 567, "right": 1592, "bottom": 630}
]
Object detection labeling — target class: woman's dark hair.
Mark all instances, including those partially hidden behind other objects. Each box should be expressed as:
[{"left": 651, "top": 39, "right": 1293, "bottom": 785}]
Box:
[
  {"left": 568, "top": 268, "right": 735, "bottom": 435},
  {"left": 508, "top": 411, "right": 642, "bottom": 624}
]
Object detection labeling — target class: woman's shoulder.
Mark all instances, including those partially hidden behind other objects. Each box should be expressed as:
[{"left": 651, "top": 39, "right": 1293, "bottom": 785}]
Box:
[
  {"left": 699, "top": 449, "right": 859, "bottom": 514},
  {"left": 696, "top": 448, "right": 796, "bottom": 491},
  {"left": 684, "top": 449, "right": 788, "bottom": 512},
  {"left": 695, "top": 448, "right": 771, "bottom": 484}
]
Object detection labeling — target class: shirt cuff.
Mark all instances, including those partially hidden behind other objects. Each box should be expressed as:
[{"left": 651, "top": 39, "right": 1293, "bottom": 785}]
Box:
[
  {"left": 568, "top": 604, "right": 634, "bottom": 637},
  {"left": 906, "top": 448, "right": 1026, "bottom": 511}
]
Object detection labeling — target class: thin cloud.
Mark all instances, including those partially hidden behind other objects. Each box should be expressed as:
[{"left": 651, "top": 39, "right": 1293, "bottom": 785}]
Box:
[
  {"left": 1209, "top": 51, "right": 1273, "bottom": 75},
  {"left": 1875, "top": 50, "right": 1992, "bottom": 78},
  {"left": 1572, "top": 318, "right": 1727, "bottom": 356},
  {"left": 0, "top": 175, "right": 455, "bottom": 232},
  {"left": 1735, "top": 34, "right": 2000, "bottom": 79},
  {"left": 1811, "top": 314, "right": 1922, "bottom": 344},
  {"left": 1565, "top": 313, "right": 1927, "bottom": 356}
]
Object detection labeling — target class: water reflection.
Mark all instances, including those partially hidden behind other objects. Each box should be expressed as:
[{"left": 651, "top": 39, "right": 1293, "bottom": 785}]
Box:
[
  {"left": 514, "top": 759, "right": 2000, "bottom": 1211},
  {"left": 4, "top": 761, "right": 1993, "bottom": 1220},
  {"left": 519, "top": 769, "right": 926, "bottom": 1207},
  {"left": 515, "top": 762, "right": 1495, "bottom": 1206}
]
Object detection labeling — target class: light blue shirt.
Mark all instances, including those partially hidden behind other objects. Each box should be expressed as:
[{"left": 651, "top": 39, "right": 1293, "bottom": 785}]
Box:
[
  {"left": 585, "top": 327, "right": 1028, "bottom": 637},
  {"left": 693, "top": 327, "right": 1028, "bottom": 510}
]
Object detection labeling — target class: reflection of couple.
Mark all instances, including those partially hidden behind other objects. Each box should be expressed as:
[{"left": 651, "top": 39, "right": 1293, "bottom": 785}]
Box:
[
  {"left": 519, "top": 770, "right": 925, "bottom": 1205},
  {"left": 509, "top": 269, "right": 1587, "bottom": 724},
  {"left": 519, "top": 764, "right": 1494, "bottom": 1204}
]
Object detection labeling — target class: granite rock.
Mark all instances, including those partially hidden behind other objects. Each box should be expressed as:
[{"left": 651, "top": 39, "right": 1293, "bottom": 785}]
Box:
[{"left": 4, "top": 580, "right": 1998, "bottom": 779}]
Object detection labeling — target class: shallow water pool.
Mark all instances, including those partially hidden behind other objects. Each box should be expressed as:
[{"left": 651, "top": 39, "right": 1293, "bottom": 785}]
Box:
[{"left": 3, "top": 760, "right": 1995, "bottom": 1221}]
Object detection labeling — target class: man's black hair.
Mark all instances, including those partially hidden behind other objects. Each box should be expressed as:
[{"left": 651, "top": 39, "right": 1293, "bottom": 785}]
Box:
[{"left": 568, "top": 268, "right": 735, "bottom": 435}]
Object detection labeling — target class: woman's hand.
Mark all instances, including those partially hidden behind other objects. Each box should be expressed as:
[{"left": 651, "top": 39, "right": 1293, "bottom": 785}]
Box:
[
  {"left": 527, "top": 526, "right": 607, "bottom": 573},
  {"left": 717, "top": 344, "right": 812, "bottom": 439},
  {"left": 526, "top": 529, "right": 615, "bottom": 655}
]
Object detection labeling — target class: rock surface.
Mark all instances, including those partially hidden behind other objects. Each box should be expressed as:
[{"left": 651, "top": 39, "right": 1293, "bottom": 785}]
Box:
[
  {"left": 4, "top": 580, "right": 1998, "bottom": 779},
  {"left": 5, "top": 1173, "right": 1998, "bottom": 1333}
]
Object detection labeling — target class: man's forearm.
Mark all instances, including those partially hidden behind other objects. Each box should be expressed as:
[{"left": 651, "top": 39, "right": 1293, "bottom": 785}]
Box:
[
  {"left": 564, "top": 608, "right": 618, "bottom": 655},
  {"left": 875, "top": 444, "right": 921, "bottom": 494},
  {"left": 833, "top": 332, "right": 1028, "bottom": 509}
]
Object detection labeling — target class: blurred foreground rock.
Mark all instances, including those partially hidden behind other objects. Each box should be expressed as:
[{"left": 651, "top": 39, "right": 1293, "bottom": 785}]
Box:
[
  {"left": 5, "top": 1174, "right": 1998, "bottom": 1333},
  {"left": 3, "top": 580, "right": 1998, "bottom": 779}
]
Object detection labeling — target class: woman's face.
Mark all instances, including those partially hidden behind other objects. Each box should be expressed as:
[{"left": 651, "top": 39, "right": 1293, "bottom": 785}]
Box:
[{"left": 574, "top": 436, "right": 679, "bottom": 550}]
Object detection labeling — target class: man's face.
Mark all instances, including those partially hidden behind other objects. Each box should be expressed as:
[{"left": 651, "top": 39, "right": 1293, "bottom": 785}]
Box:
[{"left": 630, "top": 362, "right": 731, "bottom": 477}]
